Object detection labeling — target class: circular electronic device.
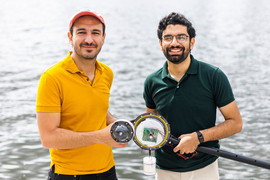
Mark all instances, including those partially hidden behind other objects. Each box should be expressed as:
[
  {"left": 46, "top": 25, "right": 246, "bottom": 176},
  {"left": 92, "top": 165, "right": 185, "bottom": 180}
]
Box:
[
  {"left": 133, "top": 113, "right": 170, "bottom": 150},
  {"left": 110, "top": 119, "right": 134, "bottom": 143}
]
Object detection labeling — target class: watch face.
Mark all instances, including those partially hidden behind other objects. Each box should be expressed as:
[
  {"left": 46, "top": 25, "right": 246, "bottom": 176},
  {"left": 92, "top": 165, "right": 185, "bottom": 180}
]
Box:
[
  {"left": 199, "top": 136, "right": 204, "bottom": 143},
  {"left": 196, "top": 131, "right": 204, "bottom": 143}
]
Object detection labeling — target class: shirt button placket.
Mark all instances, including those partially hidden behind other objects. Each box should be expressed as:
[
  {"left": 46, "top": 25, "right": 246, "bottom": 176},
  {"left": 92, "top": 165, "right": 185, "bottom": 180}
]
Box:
[{"left": 174, "top": 83, "right": 181, "bottom": 96}]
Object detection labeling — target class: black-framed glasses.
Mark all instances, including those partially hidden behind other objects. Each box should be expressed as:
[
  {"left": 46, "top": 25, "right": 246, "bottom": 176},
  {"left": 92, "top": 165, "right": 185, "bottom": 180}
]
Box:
[{"left": 162, "top": 34, "right": 189, "bottom": 44}]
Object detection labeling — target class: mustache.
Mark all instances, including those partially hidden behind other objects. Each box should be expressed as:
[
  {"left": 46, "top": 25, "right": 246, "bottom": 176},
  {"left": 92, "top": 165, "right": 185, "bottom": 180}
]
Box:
[
  {"left": 80, "top": 42, "right": 98, "bottom": 48},
  {"left": 168, "top": 46, "right": 185, "bottom": 51}
]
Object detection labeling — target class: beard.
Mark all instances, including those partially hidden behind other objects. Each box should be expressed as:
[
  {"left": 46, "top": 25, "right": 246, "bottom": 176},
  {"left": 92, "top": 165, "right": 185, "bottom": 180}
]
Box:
[
  {"left": 73, "top": 42, "right": 102, "bottom": 60},
  {"left": 163, "top": 45, "right": 191, "bottom": 64}
]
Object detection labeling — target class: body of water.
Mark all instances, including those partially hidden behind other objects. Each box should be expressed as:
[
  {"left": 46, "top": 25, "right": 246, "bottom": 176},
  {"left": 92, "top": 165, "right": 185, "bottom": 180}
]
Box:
[{"left": 0, "top": 0, "right": 270, "bottom": 179}]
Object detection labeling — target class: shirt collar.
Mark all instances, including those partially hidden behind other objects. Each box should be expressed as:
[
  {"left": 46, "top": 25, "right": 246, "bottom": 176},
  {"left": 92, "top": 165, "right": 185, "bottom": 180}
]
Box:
[
  {"left": 162, "top": 54, "right": 198, "bottom": 79},
  {"left": 61, "top": 51, "right": 104, "bottom": 74}
]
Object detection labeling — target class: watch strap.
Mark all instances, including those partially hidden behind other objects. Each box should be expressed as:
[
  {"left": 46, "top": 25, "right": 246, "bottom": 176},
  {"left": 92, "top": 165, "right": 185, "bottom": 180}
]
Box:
[{"left": 196, "top": 131, "right": 204, "bottom": 144}]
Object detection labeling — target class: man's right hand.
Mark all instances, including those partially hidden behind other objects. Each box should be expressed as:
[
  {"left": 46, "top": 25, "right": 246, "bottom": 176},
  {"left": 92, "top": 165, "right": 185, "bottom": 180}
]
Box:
[{"left": 98, "top": 123, "right": 128, "bottom": 148}]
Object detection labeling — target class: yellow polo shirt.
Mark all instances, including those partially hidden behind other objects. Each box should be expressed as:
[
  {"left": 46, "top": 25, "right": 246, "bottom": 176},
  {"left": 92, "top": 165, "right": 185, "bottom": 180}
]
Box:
[{"left": 36, "top": 51, "right": 115, "bottom": 175}]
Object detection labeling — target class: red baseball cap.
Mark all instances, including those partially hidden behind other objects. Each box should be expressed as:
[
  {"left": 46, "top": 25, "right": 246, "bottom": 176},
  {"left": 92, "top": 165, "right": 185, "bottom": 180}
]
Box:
[{"left": 69, "top": 9, "right": 105, "bottom": 31}]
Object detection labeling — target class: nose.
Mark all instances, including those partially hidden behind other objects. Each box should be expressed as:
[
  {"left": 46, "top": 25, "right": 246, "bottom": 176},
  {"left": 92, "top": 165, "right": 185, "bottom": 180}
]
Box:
[
  {"left": 85, "top": 33, "right": 94, "bottom": 44},
  {"left": 171, "top": 36, "right": 179, "bottom": 46}
]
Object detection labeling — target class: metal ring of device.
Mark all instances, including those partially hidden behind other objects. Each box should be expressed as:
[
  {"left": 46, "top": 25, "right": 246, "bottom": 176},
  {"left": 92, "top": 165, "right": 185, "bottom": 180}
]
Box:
[
  {"left": 133, "top": 113, "right": 170, "bottom": 150},
  {"left": 110, "top": 119, "right": 134, "bottom": 143}
]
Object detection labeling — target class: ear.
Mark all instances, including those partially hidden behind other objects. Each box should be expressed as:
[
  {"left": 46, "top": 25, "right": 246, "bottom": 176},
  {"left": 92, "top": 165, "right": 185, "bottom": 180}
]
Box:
[
  {"left": 67, "top": 32, "right": 73, "bottom": 46},
  {"left": 190, "top": 37, "right": 195, "bottom": 50},
  {"left": 159, "top": 39, "right": 163, "bottom": 51},
  {"left": 101, "top": 33, "right": 106, "bottom": 46}
]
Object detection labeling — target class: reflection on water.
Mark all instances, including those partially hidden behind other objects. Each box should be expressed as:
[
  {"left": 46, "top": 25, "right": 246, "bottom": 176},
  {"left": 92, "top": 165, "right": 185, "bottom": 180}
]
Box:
[{"left": 0, "top": 0, "right": 270, "bottom": 179}]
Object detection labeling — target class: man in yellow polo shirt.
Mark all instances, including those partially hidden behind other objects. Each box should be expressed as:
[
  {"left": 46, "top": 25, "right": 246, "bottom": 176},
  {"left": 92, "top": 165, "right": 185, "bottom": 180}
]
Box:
[{"left": 36, "top": 9, "right": 127, "bottom": 180}]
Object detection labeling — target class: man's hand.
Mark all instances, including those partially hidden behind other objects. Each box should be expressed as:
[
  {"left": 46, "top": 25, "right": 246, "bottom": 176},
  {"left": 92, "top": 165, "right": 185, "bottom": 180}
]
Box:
[
  {"left": 173, "top": 132, "right": 200, "bottom": 154},
  {"left": 98, "top": 123, "right": 128, "bottom": 148}
]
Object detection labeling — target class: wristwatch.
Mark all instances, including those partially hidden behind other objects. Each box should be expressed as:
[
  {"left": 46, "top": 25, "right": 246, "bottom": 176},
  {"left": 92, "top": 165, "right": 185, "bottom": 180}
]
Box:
[{"left": 196, "top": 131, "right": 204, "bottom": 144}]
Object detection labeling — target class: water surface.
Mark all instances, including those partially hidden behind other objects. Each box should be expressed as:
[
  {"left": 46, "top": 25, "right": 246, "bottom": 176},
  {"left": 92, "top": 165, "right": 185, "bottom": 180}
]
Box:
[{"left": 0, "top": 0, "right": 270, "bottom": 179}]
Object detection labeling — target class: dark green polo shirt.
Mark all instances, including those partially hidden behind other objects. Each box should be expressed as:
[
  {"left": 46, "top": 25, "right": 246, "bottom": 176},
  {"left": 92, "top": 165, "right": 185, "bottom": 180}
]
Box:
[{"left": 143, "top": 55, "right": 235, "bottom": 172}]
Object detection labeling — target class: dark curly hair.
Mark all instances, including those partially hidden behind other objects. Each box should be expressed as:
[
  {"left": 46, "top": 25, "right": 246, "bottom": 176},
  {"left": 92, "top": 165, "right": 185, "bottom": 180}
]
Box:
[{"left": 157, "top": 12, "right": 196, "bottom": 41}]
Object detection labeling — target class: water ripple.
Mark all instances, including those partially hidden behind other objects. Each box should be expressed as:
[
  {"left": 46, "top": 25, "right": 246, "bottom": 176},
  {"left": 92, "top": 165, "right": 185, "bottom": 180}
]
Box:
[{"left": 1, "top": 0, "right": 270, "bottom": 179}]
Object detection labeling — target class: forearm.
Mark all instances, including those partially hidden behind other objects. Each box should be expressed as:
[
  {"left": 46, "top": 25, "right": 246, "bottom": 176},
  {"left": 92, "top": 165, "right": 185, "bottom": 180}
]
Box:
[
  {"left": 201, "top": 118, "right": 242, "bottom": 143},
  {"left": 40, "top": 127, "right": 105, "bottom": 149},
  {"left": 37, "top": 112, "right": 127, "bottom": 150},
  {"left": 175, "top": 119, "right": 242, "bottom": 154},
  {"left": 175, "top": 101, "right": 242, "bottom": 154},
  {"left": 201, "top": 101, "right": 242, "bottom": 142}
]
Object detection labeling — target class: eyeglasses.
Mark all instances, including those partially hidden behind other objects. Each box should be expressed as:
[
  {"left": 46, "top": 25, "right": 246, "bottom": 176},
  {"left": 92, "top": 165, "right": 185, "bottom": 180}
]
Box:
[{"left": 162, "top": 34, "right": 189, "bottom": 44}]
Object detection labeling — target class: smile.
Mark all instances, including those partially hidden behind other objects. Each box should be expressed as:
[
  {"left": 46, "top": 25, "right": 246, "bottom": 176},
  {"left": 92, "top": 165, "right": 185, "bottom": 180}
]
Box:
[
  {"left": 82, "top": 45, "right": 96, "bottom": 49},
  {"left": 170, "top": 49, "right": 181, "bottom": 52},
  {"left": 169, "top": 48, "right": 183, "bottom": 54}
]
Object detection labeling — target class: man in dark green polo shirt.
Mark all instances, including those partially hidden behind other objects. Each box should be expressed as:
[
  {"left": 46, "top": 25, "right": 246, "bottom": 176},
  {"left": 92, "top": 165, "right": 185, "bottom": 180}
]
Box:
[{"left": 143, "top": 12, "right": 243, "bottom": 180}]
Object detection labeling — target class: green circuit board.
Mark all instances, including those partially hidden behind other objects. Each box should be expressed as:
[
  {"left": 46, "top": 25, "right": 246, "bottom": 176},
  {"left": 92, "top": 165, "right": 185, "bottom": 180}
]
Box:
[{"left": 142, "top": 128, "right": 158, "bottom": 143}]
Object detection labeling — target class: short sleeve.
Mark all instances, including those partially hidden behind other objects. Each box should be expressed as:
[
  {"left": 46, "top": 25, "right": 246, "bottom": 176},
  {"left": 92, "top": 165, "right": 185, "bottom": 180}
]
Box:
[
  {"left": 36, "top": 72, "right": 61, "bottom": 112},
  {"left": 212, "top": 68, "right": 235, "bottom": 108},
  {"left": 143, "top": 76, "right": 156, "bottom": 109}
]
